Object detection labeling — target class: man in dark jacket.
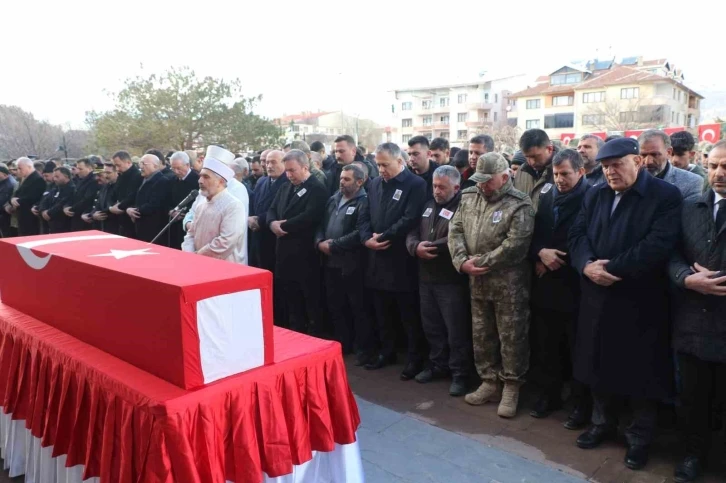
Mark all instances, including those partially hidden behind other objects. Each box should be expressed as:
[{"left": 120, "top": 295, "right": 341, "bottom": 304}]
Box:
[
  {"left": 362, "top": 143, "right": 427, "bottom": 379},
  {"left": 327, "top": 135, "right": 376, "bottom": 196},
  {"left": 406, "top": 165, "right": 470, "bottom": 397},
  {"left": 10, "top": 157, "right": 46, "bottom": 236},
  {"left": 110, "top": 151, "right": 143, "bottom": 238},
  {"left": 267, "top": 150, "right": 327, "bottom": 333},
  {"left": 515, "top": 129, "right": 558, "bottom": 210},
  {"left": 0, "top": 165, "right": 18, "bottom": 237},
  {"left": 568, "top": 138, "right": 682, "bottom": 471},
  {"left": 41, "top": 167, "right": 75, "bottom": 234},
  {"left": 126, "top": 154, "right": 172, "bottom": 245},
  {"left": 668, "top": 140, "right": 726, "bottom": 483},
  {"left": 528, "top": 149, "right": 591, "bottom": 426},
  {"left": 168, "top": 151, "right": 200, "bottom": 249},
  {"left": 63, "top": 158, "right": 99, "bottom": 232},
  {"left": 315, "top": 164, "right": 374, "bottom": 363},
  {"left": 407, "top": 135, "right": 439, "bottom": 201},
  {"left": 89, "top": 163, "right": 119, "bottom": 234},
  {"left": 577, "top": 134, "right": 605, "bottom": 186},
  {"left": 248, "top": 150, "right": 289, "bottom": 271}
]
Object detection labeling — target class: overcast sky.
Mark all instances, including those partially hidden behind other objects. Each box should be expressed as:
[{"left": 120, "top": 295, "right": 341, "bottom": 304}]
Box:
[{"left": 2, "top": 0, "right": 721, "bottom": 129}]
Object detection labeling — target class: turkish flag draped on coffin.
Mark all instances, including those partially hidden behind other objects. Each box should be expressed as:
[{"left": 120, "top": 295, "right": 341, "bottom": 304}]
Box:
[{"left": 0, "top": 231, "right": 273, "bottom": 389}]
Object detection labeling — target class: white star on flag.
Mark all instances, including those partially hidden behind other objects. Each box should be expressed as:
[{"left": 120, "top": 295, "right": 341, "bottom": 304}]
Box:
[{"left": 89, "top": 248, "right": 159, "bottom": 259}]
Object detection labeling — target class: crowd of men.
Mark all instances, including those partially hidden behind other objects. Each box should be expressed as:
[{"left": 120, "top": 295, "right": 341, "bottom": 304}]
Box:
[{"left": 0, "top": 128, "right": 724, "bottom": 482}]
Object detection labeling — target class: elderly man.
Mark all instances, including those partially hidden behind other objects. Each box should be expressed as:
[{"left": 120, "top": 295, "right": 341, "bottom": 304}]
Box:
[
  {"left": 7, "top": 157, "right": 46, "bottom": 236},
  {"left": 267, "top": 149, "right": 327, "bottom": 332},
  {"left": 248, "top": 150, "right": 288, "bottom": 270},
  {"left": 407, "top": 136, "right": 439, "bottom": 200},
  {"left": 315, "top": 164, "right": 373, "bottom": 362},
  {"left": 290, "top": 140, "right": 327, "bottom": 187},
  {"left": 406, "top": 165, "right": 471, "bottom": 397},
  {"left": 577, "top": 134, "right": 605, "bottom": 186},
  {"left": 569, "top": 138, "right": 682, "bottom": 471},
  {"left": 362, "top": 143, "right": 427, "bottom": 378},
  {"left": 528, "top": 149, "right": 591, "bottom": 426},
  {"left": 0, "top": 164, "right": 18, "bottom": 237},
  {"left": 639, "top": 130, "right": 703, "bottom": 202},
  {"left": 126, "top": 154, "right": 172, "bottom": 244},
  {"left": 182, "top": 149, "right": 246, "bottom": 263},
  {"left": 168, "top": 151, "right": 200, "bottom": 249},
  {"left": 63, "top": 158, "right": 99, "bottom": 232},
  {"left": 449, "top": 153, "right": 535, "bottom": 418},
  {"left": 110, "top": 150, "right": 143, "bottom": 238},
  {"left": 515, "top": 129, "right": 558, "bottom": 211},
  {"left": 232, "top": 157, "right": 253, "bottom": 193},
  {"left": 668, "top": 139, "right": 726, "bottom": 483}
]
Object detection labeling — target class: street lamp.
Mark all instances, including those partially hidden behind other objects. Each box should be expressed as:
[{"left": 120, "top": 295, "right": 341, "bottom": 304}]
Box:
[{"left": 58, "top": 134, "right": 68, "bottom": 161}]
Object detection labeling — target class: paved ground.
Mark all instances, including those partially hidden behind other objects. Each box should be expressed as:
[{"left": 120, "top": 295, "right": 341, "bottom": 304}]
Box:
[{"left": 346, "top": 356, "right": 726, "bottom": 483}]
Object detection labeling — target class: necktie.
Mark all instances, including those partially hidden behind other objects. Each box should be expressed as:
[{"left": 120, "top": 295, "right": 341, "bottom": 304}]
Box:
[
  {"left": 716, "top": 199, "right": 726, "bottom": 231},
  {"left": 611, "top": 192, "right": 622, "bottom": 217}
]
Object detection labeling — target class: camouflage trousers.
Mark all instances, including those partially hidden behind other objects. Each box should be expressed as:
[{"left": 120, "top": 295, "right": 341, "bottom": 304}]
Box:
[{"left": 469, "top": 271, "right": 530, "bottom": 383}]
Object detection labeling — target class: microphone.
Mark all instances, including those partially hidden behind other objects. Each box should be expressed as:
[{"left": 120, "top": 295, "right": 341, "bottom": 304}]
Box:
[{"left": 173, "top": 189, "right": 199, "bottom": 212}]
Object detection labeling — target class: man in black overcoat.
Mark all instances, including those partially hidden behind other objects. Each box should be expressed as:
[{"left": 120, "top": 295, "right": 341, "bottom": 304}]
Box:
[
  {"left": 568, "top": 138, "right": 682, "bottom": 471},
  {"left": 126, "top": 154, "right": 171, "bottom": 245}
]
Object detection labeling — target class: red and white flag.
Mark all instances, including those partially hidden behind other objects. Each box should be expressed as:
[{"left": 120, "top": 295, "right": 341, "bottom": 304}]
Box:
[
  {"left": 699, "top": 124, "right": 722, "bottom": 143},
  {"left": 591, "top": 132, "right": 607, "bottom": 140},
  {"left": 560, "top": 133, "right": 575, "bottom": 146},
  {"left": 625, "top": 130, "right": 644, "bottom": 140},
  {"left": 664, "top": 127, "right": 685, "bottom": 136}
]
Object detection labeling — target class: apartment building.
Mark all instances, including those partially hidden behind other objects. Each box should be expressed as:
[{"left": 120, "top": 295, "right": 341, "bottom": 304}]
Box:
[
  {"left": 275, "top": 111, "right": 384, "bottom": 147},
  {"left": 388, "top": 75, "right": 528, "bottom": 148},
  {"left": 507, "top": 57, "right": 703, "bottom": 139}
]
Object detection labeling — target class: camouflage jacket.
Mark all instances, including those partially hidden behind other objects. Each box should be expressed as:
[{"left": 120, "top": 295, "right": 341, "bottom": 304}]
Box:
[{"left": 448, "top": 180, "right": 535, "bottom": 273}]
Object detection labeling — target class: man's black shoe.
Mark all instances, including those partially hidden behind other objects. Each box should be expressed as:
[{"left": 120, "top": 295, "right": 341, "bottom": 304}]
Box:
[
  {"left": 564, "top": 404, "right": 592, "bottom": 430},
  {"left": 364, "top": 354, "right": 396, "bottom": 370},
  {"left": 354, "top": 353, "right": 373, "bottom": 367},
  {"left": 400, "top": 361, "right": 422, "bottom": 381},
  {"left": 576, "top": 425, "right": 616, "bottom": 449},
  {"left": 674, "top": 455, "right": 702, "bottom": 483},
  {"left": 624, "top": 444, "right": 649, "bottom": 470},
  {"left": 530, "top": 394, "right": 563, "bottom": 419},
  {"left": 449, "top": 378, "right": 468, "bottom": 397},
  {"left": 414, "top": 366, "right": 449, "bottom": 384}
]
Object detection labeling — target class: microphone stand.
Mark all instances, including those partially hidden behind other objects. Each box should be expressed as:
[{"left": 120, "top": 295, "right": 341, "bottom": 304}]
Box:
[{"left": 148, "top": 209, "right": 187, "bottom": 246}]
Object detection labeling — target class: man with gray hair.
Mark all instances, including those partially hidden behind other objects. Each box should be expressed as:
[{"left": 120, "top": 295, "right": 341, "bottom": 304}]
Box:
[
  {"left": 362, "top": 142, "right": 427, "bottom": 378},
  {"left": 406, "top": 165, "right": 471, "bottom": 396},
  {"left": 168, "top": 151, "right": 200, "bottom": 249},
  {"left": 290, "top": 140, "right": 327, "bottom": 187},
  {"left": 639, "top": 129, "right": 703, "bottom": 202},
  {"left": 577, "top": 134, "right": 605, "bottom": 186},
  {"left": 8, "top": 157, "right": 46, "bottom": 236},
  {"left": 127, "top": 154, "right": 172, "bottom": 244},
  {"left": 267, "top": 149, "right": 328, "bottom": 333}
]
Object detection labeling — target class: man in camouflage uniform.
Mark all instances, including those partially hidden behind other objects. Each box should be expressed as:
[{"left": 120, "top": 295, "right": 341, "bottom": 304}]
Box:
[{"left": 448, "top": 153, "right": 535, "bottom": 418}]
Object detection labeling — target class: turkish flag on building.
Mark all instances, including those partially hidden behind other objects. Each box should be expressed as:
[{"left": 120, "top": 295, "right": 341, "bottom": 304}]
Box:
[
  {"left": 699, "top": 124, "right": 722, "bottom": 143},
  {"left": 560, "top": 133, "right": 575, "bottom": 146},
  {"left": 625, "top": 130, "right": 644, "bottom": 140},
  {"left": 664, "top": 127, "right": 685, "bottom": 136},
  {"left": 590, "top": 132, "right": 607, "bottom": 140}
]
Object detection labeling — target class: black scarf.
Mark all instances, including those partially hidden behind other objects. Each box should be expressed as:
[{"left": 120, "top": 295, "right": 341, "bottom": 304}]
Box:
[{"left": 553, "top": 176, "right": 588, "bottom": 226}]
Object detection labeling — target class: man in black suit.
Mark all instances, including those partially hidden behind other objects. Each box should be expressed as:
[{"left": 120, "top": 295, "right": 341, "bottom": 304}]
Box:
[
  {"left": 568, "top": 138, "right": 682, "bottom": 471},
  {"left": 126, "top": 154, "right": 172, "bottom": 245},
  {"left": 110, "top": 151, "right": 143, "bottom": 238},
  {"left": 248, "top": 150, "right": 289, "bottom": 270},
  {"left": 89, "top": 163, "right": 119, "bottom": 234},
  {"left": 9, "top": 157, "right": 46, "bottom": 236},
  {"left": 267, "top": 149, "right": 327, "bottom": 333},
  {"left": 168, "top": 151, "right": 200, "bottom": 249},
  {"left": 63, "top": 158, "right": 99, "bottom": 232},
  {"left": 41, "top": 167, "right": 75, "bottom": 234}
]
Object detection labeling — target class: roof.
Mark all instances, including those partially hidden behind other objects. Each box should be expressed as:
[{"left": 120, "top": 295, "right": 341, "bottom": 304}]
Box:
[
  {"left": 642, "top": 58, "right": 667, "bottom": 67},
  {"left": 390, "top": 73, "right": 528, "bottom": 93},
  {"left": 549, "top": 64, "right": 591, "bottom": 75},
  {"left": 509, "top": 83, "right": 577, "bottom": 98},
  {"left": 276, "top": 111, "right": 333, "bottom": 124}
]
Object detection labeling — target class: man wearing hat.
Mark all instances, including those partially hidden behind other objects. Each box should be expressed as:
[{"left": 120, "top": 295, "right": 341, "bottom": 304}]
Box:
[
  {"left": 448, "top": 152, "right": 535, "bottom": 418},
  {"left": 182, "top": 146, "right": 247, "bottom": 264},
  {"left": 510, "top": 151, "right": 525, "bottom": 178},
  {"left": 41, "top": 161, "right": 57, "bottom": 187},
  {"left": 568, "top": 137, "right": 682, "bottom": 470}
]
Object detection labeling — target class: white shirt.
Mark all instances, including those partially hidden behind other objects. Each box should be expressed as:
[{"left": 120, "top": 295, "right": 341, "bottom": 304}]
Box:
[
  {"left": 183, "top": 177, "right": 249, "bottom": 230},
  {"left": 182, "top": 189, "right": 247, "bottom": 264},
  {"left": 611, "top": 191, "right": 623, "bottom": 216},
  {"left": 715, "top": 191, "right": 725, "bottom": 221}
]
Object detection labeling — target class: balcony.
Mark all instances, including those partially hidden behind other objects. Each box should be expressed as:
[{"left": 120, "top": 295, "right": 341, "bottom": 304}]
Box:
[
  {"left": 466, "top": 120, "right": 492, "bottom": 128},
  {"left": 467, "top": 102, "right": 494, "bottom": 111},
  {"left": 433, "top": 123, "right": 451, "bottom": 131}
]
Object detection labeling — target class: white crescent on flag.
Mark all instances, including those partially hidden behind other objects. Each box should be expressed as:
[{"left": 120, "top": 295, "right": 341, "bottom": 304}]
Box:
[
  {"left": 16, "top": 234, "right": 122, "bottom": 270},
  {"left": 562, "top": 136, "right": 572, "bottom": 145},
  {"left": 702, "top": 129, "right": 716, "bottom": 142}
]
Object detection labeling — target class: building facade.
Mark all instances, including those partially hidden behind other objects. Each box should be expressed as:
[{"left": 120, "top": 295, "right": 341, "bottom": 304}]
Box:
[
  {"left": 275, "top": 111, "right": 384, "bottom": 149},
  {"left": 388, "top": 75, "right": 528, "bottom": 147},
  {"left": 507, "top": 57, "right": 703, "bottom": 140}
]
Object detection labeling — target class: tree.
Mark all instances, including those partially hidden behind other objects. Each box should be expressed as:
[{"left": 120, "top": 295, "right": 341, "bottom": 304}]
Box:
[
  {"left": 0, "top": 105, "right": 62, "bottom": 159},
  {"left": 471, "top": 123, "right": 521, "bottom": 152},
  {"left": 581, "top": 99, "right": 661, "bottom": 132},
  {"left": 87, "top": 67, "right": 279, "bottom": 155}
]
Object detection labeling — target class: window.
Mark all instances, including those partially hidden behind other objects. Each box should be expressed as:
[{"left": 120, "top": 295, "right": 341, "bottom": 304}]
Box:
[
  {"left": 526, "top": 99, "right": 541, "bottom": 109},
  {"left": 582, "top": 91, "right": 605, "bottom": 103},
  {"left": 678, "top": 91, "right": 682, "bottom": 102},
  {"left": 582, "top": 114, "right": 604, "bottom": 125},
  {"left": 292, "top": 125, "right": 299, "bottom": 132},
  {"left": 526, "top": 119, "right": 540, "bottom": 129},
  {"left": 677, "top": 112, "right": 681, "bottom": 124},
  {"left": 402, "top": 102, "right": 412, "bottom": 111},
  {"left": 544, "top": 113, "right": 574, "bottom": 128},
  {"left": 493, "top": 112, "right": 498, "bottom": 122},
  {"left": 552, "top": 95, "right": 574, "bottom": 106},
  {"left": 440, "top": 131, "right": 450, "bottom": 139},
  {"left": 508, "top": 117, "right": 517, "bottom": 127},
  {"left": 483, "top": 112, "right": 489, "bottom": 120},
  {"left": 621, "top": 87, "right": 639, "bottom": 99},
  {"left": 440, "top": 115, "right": 449, "bottom": 124},
  {"left": 550, "top": 73, "right": 581, "bottom": 85},
  {"left": 422, "top": 115, "right": 433, "bottom": 126},
  {"left": 457, "top": 130, "right": 468, "bottom": 139},
  {"left": 458, "top": 93, "right": 468, "bottom": 103},
  {"left": 402, "top": 134, "right": 412, "bottom": 143},
  {"left": 422, "top": 100, "right": 433, "bottom": 109},
  {"left": 484, "top": 93, "right": 489, "bottom": 102},
  {"left": 673, "top": 87, "right": 676, "bottom": 100},
  {"left": 402, "top": 119, "right": 412, "bottom": 128},
  {"left": 619, "top": 111, "right": 637, "bottom": 122},
  {"left": 439, "top": 97, "right": 449, "bottom": 107},
  {"left": 457, "top": 113, "right": 467, "bottom": 122},
  {"left": 495, "top": 94, "right": 499, "bottom": 103}
]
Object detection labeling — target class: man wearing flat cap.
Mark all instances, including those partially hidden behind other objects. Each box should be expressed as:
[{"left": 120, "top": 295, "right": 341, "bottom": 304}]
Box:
[
  {"left": 568, "top": 137, "right": 682, "bottom": 471},
  {"left": 183, "top": 146, "right": 247, "bottom": 264},
  {"left": 448, "top": 152, "right": 535, "bottom": 418}
]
